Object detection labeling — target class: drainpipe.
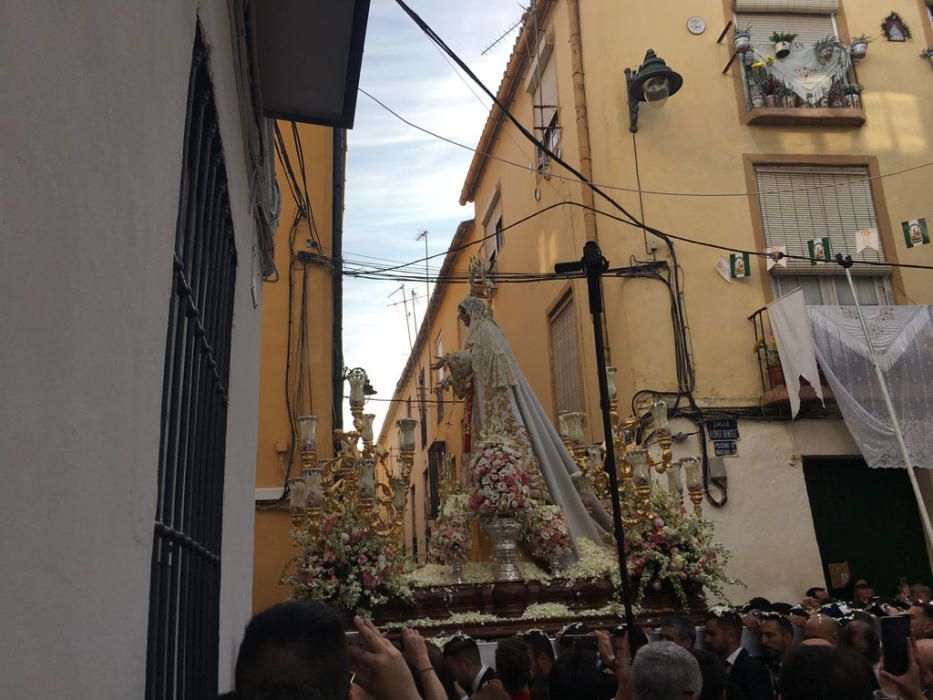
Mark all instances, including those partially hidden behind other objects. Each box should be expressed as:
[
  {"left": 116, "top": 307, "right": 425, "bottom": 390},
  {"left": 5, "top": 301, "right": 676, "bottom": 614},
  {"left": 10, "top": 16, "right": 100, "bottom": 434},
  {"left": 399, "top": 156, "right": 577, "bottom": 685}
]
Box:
[
  {"left": 566, "top": 0, "right": 611, "bottom": 365},
  {"left": 332, "top": 128, "right": 346, "bottom": 431}
]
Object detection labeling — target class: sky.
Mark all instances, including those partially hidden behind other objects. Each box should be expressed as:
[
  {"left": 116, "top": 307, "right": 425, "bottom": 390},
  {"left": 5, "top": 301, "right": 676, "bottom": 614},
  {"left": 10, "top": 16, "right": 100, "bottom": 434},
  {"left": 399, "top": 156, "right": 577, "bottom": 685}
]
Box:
[{"left": 341, "top": 0, "right": 523, "bottom": 435}]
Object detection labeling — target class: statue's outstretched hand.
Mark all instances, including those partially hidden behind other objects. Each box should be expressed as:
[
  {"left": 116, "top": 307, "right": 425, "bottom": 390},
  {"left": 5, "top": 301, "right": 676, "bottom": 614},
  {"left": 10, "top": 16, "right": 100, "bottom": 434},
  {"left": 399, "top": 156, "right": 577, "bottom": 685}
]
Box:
[{"left": 430, "top": 356, "right": 447, "bottom": 371}]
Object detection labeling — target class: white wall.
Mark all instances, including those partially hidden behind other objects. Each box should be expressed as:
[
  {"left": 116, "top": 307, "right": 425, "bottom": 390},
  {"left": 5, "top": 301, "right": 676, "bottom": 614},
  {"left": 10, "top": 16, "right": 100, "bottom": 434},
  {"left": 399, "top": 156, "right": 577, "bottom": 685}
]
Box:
[{"left": 0, "top": 2, "right": 260, "bottom": 696}]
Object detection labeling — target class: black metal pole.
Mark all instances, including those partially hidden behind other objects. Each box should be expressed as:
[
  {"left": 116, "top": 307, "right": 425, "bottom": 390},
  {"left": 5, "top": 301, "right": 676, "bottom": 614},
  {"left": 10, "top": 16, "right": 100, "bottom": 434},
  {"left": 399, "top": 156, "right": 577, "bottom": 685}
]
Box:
[{"left": 555, "top": 241, "right": 636, "bottom": 630}]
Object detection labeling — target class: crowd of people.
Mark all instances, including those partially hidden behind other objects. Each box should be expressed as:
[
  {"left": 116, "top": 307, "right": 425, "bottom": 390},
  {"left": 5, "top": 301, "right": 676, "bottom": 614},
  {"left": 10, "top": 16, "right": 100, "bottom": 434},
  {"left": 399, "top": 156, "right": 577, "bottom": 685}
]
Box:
[{"left": 221, "top": 581, "right": 933, "bottom": 700}]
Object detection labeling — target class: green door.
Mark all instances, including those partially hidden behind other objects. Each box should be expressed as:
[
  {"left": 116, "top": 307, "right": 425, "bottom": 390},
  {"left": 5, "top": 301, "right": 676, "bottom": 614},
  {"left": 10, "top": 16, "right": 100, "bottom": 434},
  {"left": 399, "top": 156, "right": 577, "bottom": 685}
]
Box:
[{"left": 803, "top": 457, "right": 931, "bottom": 597}]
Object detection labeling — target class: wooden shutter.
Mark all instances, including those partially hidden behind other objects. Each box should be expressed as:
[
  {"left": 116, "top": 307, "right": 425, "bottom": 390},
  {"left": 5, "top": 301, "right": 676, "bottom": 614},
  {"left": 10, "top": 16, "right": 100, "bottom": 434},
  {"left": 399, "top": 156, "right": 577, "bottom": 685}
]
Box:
[
  {"left": 734, "top": 0, "right": 837, "bottom": 13},
  {"left": 734, "top": 12, "right": 836, "bottom": 43},
  {"left": 548, "top": 294, "right": 584, "bottom": 415},
  {"left": 754, "top": 165, "right": 885, "bottom": 272}
]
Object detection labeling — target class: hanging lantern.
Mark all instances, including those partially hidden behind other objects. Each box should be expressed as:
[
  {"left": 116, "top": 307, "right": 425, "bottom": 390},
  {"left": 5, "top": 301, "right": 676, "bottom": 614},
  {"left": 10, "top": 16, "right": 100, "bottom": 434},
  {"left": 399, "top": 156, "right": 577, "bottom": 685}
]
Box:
[{"left": 297, "top": 415, "right": 318, "bottom": 452}]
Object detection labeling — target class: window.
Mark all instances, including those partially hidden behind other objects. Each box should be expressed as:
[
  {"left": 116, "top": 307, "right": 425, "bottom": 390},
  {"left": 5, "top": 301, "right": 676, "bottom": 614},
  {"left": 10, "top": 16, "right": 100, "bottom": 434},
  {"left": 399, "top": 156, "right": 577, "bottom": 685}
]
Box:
[
  {"left": 435, "top": 334, "right": 444, "bottom": 423},
  {"left": 526, "top": 42, "right": 559, "bottom": 173},
  {"left": 548, "top": 292, "right": 585, "bottom": 415},
  {"left": 426, "top": 442, "right": 445, "bottom": 520},
  {"left": 482, "top": 188, "right": 503, "bottom": 266},
  {"left": 146, "top": 27, "right": 237, "bottom": 700},
  {"left": 755, "top": 164, "right": 891, "bottom": 305},
  {"left": 418, "top": 368, "right": 427, "bottom": 449}
]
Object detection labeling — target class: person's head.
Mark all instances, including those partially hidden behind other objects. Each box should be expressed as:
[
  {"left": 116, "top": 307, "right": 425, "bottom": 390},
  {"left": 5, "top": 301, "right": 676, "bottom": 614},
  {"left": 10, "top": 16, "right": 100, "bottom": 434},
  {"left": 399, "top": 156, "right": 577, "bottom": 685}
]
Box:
[
  {"left": 758, "top": 613, "right": 794, "bottom": 662},
  {"left": 778, "top": 645, "right": 874, "bottom": 700},
  {"left": 631, "top": 642, "right": 703, "bottom": 700},
  {"left": 852, "top": 583, "right": 875, "bottom": 606},
  {"left": 523, "top": 630, "right": 555, "bottom": 679},
  {"left": 457, "top": 297, "right": 489, "bottom": 328},
  {"left": 743, "top": 597, "right": 772, "bottom": 613},
  {"left": 548, "top": 650, "right": 610, "bottom": 700},
  {"left": 496, "top": 636, "right": 531, "bottom": 695},
  {"left": 234, "top": 600, "right": 349, "bottom": 700},
  {"left": 910, "top": 584, "right": 932, "bottom": 603},
  {"left": 659, "top": 616, "right": 695, "bottom": 650},
  {"left": 803, "top": 614, "right": 839, "bottom": 646},
  {"left": 703, "top": 610, "right": 742, "bottom": 659},
  {"left": 840, "top": 619, "right": 880, "bottom": 666},
  {"left": 909, "top": 602, "right": 933, "bottom": 640},
  {"left": 443, "top": 635, "right": 483, "bottom": 686},
  {"left": 805, "top": 587, "right": 828, "bottom": 603},
  {"left": 691, "top": 648, "right": 727, "bottom": 700}
]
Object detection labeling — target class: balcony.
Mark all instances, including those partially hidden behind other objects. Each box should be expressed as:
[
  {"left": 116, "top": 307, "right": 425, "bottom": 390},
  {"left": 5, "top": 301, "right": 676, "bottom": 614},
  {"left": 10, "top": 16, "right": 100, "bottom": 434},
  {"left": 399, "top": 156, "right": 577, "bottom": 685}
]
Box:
[
  {"left": 748, "top": 306, "right": 837, "bottom": 415},
  {"left": 737, "top": 43, "right": 865, "bottom": 127}
]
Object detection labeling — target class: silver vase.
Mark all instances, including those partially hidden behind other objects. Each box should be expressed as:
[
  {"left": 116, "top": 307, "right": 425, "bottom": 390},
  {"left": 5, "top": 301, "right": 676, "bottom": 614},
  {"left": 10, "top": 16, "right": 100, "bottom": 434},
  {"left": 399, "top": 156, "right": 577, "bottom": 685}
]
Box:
[
  {"left": 451, "top": 560, "right": 465, "bottom": 584},
  {"left": 484, "top": 517, "right": 523, "bottom": 581}
]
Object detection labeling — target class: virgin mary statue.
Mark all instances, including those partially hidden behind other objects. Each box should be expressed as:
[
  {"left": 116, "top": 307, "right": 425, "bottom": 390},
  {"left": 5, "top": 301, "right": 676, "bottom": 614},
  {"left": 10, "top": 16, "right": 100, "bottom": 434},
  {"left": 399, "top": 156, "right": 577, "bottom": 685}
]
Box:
[{"left": 437, "top": 296, "right": 611, "bottom": 558}]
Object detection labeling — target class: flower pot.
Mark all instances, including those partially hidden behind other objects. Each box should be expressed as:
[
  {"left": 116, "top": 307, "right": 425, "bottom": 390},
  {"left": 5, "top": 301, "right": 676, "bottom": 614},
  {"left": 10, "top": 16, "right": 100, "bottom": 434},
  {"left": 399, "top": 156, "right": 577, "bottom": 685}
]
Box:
[
  {"left": 831, "top": 97, "right": 844, "bottom": 108},
  {"left": 774, "top": 41, "right": 792, "bottom": 59},
  {"left": 764, "top": 94, "right": 777, "bottom": 108},
  {"left": 818, "top": 96, "right": 830, "bottom": 108},
  {"left": 783, "top": 94, "right": 796, "bottom": 108},
  {"left": 850, "top": 40, "right": 869, "bottom": 59},
  {"left": 751, "top": 94, "right": 766, "bottom": 109},
  {"left": 767, "top": 362, "right": 785, "bottom": 389},
  {"left": 484, "top": 517, "right": 523, "bottom": 582},
  {"left": 734, "top": 32, "right": 751, "bottom": 54},
  {"left": 927, "top": 54, "right": 933, "bottom": 68}
]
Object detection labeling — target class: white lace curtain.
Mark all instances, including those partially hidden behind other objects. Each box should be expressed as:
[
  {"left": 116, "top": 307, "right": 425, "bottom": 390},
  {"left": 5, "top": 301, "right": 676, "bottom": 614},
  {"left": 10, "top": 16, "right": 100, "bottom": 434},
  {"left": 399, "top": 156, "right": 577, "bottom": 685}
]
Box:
[{"left": 807, "top": 306, "right": 933, "bottom": 470}]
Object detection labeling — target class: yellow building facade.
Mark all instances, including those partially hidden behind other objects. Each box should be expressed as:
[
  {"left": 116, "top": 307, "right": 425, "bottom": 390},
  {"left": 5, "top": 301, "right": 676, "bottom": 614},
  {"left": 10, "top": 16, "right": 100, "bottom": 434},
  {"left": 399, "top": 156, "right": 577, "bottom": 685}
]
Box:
[
  {"left": 252, "top": 123, "right": 345, "bottom": 613},
  {"left": 379, "top": 0, "right": 933, "bottom": 601}
]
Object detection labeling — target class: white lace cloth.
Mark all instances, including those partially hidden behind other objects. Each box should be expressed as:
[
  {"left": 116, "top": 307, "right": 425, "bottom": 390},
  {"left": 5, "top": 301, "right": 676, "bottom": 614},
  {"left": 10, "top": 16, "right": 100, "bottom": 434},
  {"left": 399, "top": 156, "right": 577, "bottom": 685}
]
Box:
[{"left": 807, "top": 305, "right": 933, "bottom": 469}]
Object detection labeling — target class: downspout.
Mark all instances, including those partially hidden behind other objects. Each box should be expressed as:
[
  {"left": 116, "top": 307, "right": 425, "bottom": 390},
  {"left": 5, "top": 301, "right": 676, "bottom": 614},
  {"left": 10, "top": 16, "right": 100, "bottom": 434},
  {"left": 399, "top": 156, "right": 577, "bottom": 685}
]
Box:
[
  {"left": 566, "top": 0, "right": 611, "bottom": 364},
  {"left": 331, "top": 128, "right": 346, "bottom": 431}
]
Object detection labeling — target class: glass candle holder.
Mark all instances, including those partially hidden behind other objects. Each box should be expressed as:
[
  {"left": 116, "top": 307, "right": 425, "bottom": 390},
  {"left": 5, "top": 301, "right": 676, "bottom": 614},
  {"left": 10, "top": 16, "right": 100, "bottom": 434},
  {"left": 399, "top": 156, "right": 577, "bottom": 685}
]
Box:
[
  {"left": 396, "top": 418, "right": 418, "bottom": 452},
  {"left": 359, "top": 459, "right": 376, "bottom": 499},
  {"left": 288, "top": 477, "right": 307, "bottom": 513},
  {"left": 606, "top": 367, "right": 617, "bottom": 401},
  {"left": 559, "top": 411, "right": 586, "bottom": 444},
  {"left": 667, "top": 460, "right": 684, "bottom": 496},
  {"left": 306, "top": 468, "right": 324, "bottom": 508},
  {"left": 297, "top": 415, "right": 318, "bottom": 452},
  {"left": 682, "top": 456, "right": 702, "bottom": 491},
  {"left": 651, "top": 400, "right": 669, "bottom": 433},
  {"left": 628, "top": 448, "right": 650, "bottom": 485},
  {"left": 347, "top": 368, "right": 367, "bottom": 404},
  {"left": 361, "top": 413, "right": 375, "bottom": 443}
]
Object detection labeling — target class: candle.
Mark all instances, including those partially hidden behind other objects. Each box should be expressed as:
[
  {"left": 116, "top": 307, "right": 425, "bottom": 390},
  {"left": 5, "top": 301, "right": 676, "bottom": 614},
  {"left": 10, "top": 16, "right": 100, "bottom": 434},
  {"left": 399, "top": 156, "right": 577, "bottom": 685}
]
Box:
[
  {"left": 605, "top": 367, "right": 617, "bottom": 400},
  {"left": 347, "top": 368, "right": 367, "bottom": 404},
  {"left": 306, "top": 468, "right": 323, "bottom": 508},
  {"left": 359, "top": 459, "right": 376, "bottom": 499},
  {"left": 628, "top": 448, "right": 650, "bottom": 485},
  {"left": 559, "top": 411, "right": 586, "bottom": 444},
  {"left": 297, "top": 415, "right": 318, "bottom": 452},
  {"left": 667, "top": 461, "right": 684, "bottom": 496},
  {"left": 682, "top": 456, "right": 702, "bottom": 491},
  {"left": 651, "top": 400, "right": 669, "bottom": 434},
  {"left": 361, "top": 413, "right": 375, "bottom": 443},
  {"left": 288, "top": 477, "right": 307, "bottom": 513}
]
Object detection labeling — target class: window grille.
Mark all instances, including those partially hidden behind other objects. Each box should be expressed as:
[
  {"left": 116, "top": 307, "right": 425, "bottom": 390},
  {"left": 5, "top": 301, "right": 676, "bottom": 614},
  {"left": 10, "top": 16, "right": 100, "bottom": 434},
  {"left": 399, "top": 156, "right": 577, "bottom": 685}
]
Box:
[
  {"left": 145, "top": 27, "right": 237, "bottom": 700},
  {"left": 530, "top": 47, "right": 559, "bottom": 172},
  {"left": 548, "top": 293, "right": 585, "bottom": 416},
  {"left": 755, "top": 164, "right": 891, "bottom": 304}
]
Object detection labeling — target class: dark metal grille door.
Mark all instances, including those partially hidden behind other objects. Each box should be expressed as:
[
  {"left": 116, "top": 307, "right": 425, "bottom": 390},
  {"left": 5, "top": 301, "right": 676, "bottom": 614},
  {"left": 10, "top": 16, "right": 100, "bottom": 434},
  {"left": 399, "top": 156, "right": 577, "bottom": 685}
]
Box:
[{"left": 145, "top": 27, "right": 238, "bottom": 700}]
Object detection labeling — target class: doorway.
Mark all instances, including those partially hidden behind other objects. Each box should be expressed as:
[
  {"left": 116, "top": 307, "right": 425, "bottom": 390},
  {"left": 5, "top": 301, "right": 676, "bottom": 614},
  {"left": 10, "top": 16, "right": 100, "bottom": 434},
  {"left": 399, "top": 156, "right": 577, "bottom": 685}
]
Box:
[{"left": 803, "top": 457, "right": 931, "bottom": 597}]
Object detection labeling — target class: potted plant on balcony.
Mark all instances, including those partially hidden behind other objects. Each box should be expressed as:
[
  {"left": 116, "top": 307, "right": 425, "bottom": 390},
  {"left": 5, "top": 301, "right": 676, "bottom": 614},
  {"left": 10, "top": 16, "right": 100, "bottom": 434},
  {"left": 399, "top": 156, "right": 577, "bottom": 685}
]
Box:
[
  {"left": 828, "top": 77, "right": 845, "bottom": 108},
  {"left": 761, "top": 77, "right": 784, "bottom": 107},
  {"left": 770, "top": 31, "right": 797, "bottom": 59},
  {"left": 781, "top": 84, "right": 798, "bottom": 108},
  {"left": 922, "top": 47, "right": 933, "bottom": 68},
  {"left": 815, "top": 35, "right": 844, "bottom": 64},
  {"left": 734, "top": 24, "right": 753, "bottom": 54},
  {"left": 850, "top": 34, "right": 872, "bottom": 59},
  {"left": 844, "top": 83, "right": 863, "bottom": 108},
  {"left": 754, "top": 337, "right": 784, "bottom": 388}
]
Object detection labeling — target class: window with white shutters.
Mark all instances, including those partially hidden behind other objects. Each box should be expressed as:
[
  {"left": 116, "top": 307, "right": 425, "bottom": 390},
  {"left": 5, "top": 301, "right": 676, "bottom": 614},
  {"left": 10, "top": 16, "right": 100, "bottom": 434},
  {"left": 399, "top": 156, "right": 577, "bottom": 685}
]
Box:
[
  {"left": 755, "top": 164, "right": 892, "bottom": 305},
  {"left": 734, "top": 0, "right": 837, "bottom": 15},
  {"left": 734, "top": 11, "right": 836, "bottom": 45},
  {"left": 548, "top": 293, "right": 585, "bottom": 415},
  {"left": 526, "top": 42, "right": 559, "bottom": 173}
]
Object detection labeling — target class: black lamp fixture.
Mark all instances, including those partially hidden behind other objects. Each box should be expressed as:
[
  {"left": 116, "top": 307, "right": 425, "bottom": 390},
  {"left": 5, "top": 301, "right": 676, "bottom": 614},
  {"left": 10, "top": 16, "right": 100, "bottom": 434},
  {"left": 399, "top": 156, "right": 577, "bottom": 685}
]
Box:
[{"left": 625, "top": 49, "right": 684, "bottom": 133}]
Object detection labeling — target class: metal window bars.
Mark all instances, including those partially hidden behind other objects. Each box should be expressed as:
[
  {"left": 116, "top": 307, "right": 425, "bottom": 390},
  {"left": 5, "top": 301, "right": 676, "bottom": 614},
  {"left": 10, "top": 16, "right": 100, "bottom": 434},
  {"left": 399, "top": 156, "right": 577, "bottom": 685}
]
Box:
[{"left": 145, "top": 26, "right": 238, "bottom": 700}]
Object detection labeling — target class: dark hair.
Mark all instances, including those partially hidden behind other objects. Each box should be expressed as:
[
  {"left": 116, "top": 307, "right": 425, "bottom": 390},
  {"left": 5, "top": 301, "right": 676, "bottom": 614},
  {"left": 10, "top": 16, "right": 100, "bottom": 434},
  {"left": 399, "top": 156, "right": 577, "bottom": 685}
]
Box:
[
  {"left": 779, "top": 646, "right": 874, "bottom": 700},
  {"left": 558, "top": 623, "right": 592, "bottom": 650},
  {"left": 805, "top": 587, "right": 826, "bottom": 598},
  {"left": 760, "top": 612, "right": 794, "bottom": 637},
  {"left": 443, "top": 635, "right": 481, "bottom": 664},
  {"left": 705, "top": 610, "right": 743, "bottom": 637},
  {"left": 496, "top": 636, "right": 531, "bottom": 694},
  {"left": 691, "top": 648, "right": 727, "bottom": 700},
  {"left": 841, "top": 620, "right": 881, "bottom": 665},
  {"left": 548, "top": 650, "right": 613, "bottom": 700},
  {"left": 234, "top": 600, "right": 349, "bottom": 700},
  {"left": 660, "top": 616, "right": 696, "bottom": 645},
  {"left": 743, "top": 597, "right": 772, "bottom": 613},
  {"left": 523, "top": 630, "right": 556, "bottom": 664}
]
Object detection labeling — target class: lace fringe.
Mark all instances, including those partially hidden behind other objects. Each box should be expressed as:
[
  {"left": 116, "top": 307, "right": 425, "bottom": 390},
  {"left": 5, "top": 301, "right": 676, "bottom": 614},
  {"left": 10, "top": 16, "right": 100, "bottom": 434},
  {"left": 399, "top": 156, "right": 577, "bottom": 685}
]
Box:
[{"left": 808, "top": 306, "right": 931, "bottom": 371}]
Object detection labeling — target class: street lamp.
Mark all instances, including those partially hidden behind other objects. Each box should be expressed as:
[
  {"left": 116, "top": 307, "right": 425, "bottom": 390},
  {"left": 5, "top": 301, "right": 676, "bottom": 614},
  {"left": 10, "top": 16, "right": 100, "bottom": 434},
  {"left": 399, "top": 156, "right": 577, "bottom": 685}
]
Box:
[{"left": 625, "top": 49, "right": 683, "bottom": 133}]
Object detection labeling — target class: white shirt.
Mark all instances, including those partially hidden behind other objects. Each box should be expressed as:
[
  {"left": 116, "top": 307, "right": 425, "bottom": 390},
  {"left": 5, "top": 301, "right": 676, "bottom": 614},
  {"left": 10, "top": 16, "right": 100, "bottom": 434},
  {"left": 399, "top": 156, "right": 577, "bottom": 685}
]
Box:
[{"left": 472, "top": 666, "right": 492, "bottom": 693}]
